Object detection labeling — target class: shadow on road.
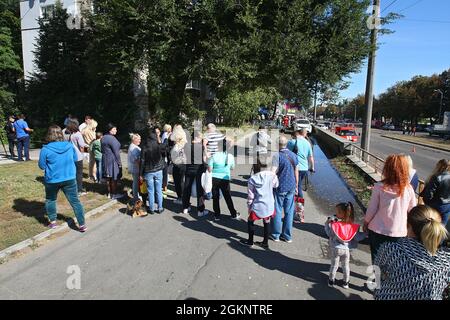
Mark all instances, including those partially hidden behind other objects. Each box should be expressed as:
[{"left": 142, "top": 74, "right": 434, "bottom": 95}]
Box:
[{"left": 173, "top": 214, "right": 368, "bottom": 300}]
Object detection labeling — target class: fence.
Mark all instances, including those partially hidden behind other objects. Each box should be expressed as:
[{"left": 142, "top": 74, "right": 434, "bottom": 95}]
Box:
[{"left": 345, "top": 143, "right": 425, "bottom": 202}]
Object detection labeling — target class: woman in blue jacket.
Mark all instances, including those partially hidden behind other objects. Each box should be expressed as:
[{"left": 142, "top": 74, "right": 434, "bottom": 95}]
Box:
[{"left": 38, "top": 125, "right": 86, "bottom": 232}]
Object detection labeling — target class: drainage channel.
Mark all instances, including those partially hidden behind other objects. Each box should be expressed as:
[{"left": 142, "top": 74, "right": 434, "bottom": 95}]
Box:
[{"left": 308, "top": 136, "right": 365, "bottom": 222}]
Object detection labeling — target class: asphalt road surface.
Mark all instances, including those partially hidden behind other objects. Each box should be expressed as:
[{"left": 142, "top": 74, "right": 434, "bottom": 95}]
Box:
[{"left": 357, "top": 128, "right": 449, "bottom": 181}]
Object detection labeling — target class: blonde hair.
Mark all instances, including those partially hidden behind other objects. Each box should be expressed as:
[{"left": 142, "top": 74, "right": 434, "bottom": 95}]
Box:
[
  {"left": 129, "top": 133, "right": 141, "bottom": 142},
  {"left": 171, "top": 125, "right": 187, "bottom": 147},
  {"left": 405, "top": 155, "right": 413, "bottom": 170},
  {"left": 163, "top": 124, "right": 172, "bottom": 133},
  {"left": 427, "top": 159, "right": 450, "bottom": 183},
  {"left": 408, "top": 205, "right": 448, "bottom": 255}
]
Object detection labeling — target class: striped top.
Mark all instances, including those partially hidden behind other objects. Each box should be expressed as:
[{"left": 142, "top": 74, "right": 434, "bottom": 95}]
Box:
[
  {"left": 374, "top": 238, "right": 450, "bottom": 300},
  {"left": 205, "top": 131, "right": 225, "bottom": 156}
]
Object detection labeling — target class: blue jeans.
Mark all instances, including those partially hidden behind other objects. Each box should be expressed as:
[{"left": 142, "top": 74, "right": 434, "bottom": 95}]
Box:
[
  {"left": 17, "top": 136, "right": 30, "bottom": 161},
  {"left": 144, "top": 170, "right": 163, "bottom": 211},
  {"left": 271, "top": 190, "right": 295, "bottom": 241},
  {"left": 430, "top": 202, "right": 450, "bottom": 226},
  {"left": 95, "top": 159, "right": 102, "bottom": 183},
  {"left": 45, "top": 179, "right": 85, "bottom": 226},
  {"left": 297, "top": 170, "right": 308, "bottom": 198}
]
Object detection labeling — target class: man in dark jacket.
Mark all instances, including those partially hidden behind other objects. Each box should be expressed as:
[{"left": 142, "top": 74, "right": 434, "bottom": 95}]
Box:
[{"left": 4, "top": 115, "right": 16, "bottom": 158}]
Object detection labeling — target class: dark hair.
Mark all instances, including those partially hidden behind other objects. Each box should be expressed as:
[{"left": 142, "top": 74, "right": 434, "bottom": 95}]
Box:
[
  {"left": 45, "top": 125, "right": 64, "bottom": 143},
  {"left": 18, "top": 114, "right": 25, "bottom": 119},
  {"left": 66, "top": 120, "right": 79, "bottom": 133},
  {"left": 335, "top": 202, "right": 355, "bottom": 223},
  {"left": 254, "top": 155, "right": 269, "bottom": 174},
  {"left": 106, "top": 123, "right": 116, "bottom": 134},
  {"left": 96, "top": 132, "right": 103, "bottom": 140},
  {"left": 85, "top": 115, "right": 92, "bottom": 120}
]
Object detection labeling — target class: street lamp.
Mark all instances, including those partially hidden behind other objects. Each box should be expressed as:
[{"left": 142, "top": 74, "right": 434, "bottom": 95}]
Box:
[{"left": 434, "top": 89, "right": 444, "bottom": 123}]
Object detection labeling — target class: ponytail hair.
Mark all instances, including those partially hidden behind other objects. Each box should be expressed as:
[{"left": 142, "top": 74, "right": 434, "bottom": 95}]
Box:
[
  {"left": 408, "top": 205, "right": 448, "bottom": 255},
  {"left": 336, "top": 202, "right": 355, "bottom": 223}
]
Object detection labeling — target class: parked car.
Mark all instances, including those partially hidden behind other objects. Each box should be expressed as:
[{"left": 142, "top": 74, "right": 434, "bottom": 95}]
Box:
[
  {"left": 424, "top": 126, "right": 433, "bottom": 133},
  {"left": 316, "top": 123, "right": 328, "bottom": 130},
  {"left": 293, "top": 118, "right": 312, "bottom": 133},
  {"left": 382, "top": 124, "right": 395, "bottom": 131}
]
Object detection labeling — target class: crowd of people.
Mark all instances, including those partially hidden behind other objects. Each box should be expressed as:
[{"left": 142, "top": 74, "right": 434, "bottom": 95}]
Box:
[{"left": 4, "top": 112, "right": 450, "bottom": 300}]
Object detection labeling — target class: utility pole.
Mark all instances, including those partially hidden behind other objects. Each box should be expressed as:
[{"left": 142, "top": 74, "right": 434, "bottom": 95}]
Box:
[
  {"left": 361, "top": 0, "right": 380, "bottom": 152},
  {"left": 313, "top": 82, "right": 318, "bottom": 122}
]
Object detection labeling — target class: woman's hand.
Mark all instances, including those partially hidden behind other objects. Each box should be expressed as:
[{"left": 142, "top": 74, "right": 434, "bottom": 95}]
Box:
[
  {"left": 139, "top": 176, "right": 144, "bottom": 183},
  {"left": 363, "top": 222, "right": 369, "bottom": 233}
]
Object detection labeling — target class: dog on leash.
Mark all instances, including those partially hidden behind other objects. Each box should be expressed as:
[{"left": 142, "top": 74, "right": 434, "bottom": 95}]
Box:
[{"left": 127, "top": 199, "right": 148, "bottom": 218}]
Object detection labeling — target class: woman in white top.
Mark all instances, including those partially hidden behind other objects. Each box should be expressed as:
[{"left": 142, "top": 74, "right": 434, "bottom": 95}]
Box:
[{"left": 127, "top": 133, "right": 142, "bottom": 202}]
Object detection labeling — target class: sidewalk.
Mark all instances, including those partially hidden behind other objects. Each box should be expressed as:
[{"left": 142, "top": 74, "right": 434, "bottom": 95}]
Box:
[{"left": 0, "top": 145, "right": 373, "bottom": 300}]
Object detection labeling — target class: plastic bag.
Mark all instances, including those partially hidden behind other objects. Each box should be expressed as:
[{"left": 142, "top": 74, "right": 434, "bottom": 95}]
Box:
[
  {"left": 294, "top": 196, "right": 305, "bottom": 223},
  {"left": 139, "top": 180, "right": 148, "bottom": 194},
  {"left": 201, "top": 170, "right": 213, "bottom": 193}
]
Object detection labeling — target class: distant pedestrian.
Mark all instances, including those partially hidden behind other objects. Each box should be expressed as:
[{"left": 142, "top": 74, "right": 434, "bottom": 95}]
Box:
[
  {"left": 182, "top": 130, "right": 208, "bottom": 216},
  {"left": 420, "top": 159, "right": 450, "bottom": 228},
  {"left": 241, "top": 155, "right": 279, "bottom": 249},
  {"left": 374, "top": 205, "right": 449, "bottom": 300},
  {"left": 402, "top": 125, "right": 407, "bottom": 135},
  {"left": 78, "top": 115, "right": 93, "bottom": 133},
  {"left": 408, "top": 126, "right": 412, "bottom": 135},
  {"left": 204, "top": 123, "right": 225, "bottom": 158},
  {"left": 64, "top": 114, "right": 73, "bottom": 127},
  {"left": 161, "top": 124, "right": 172, "bottom": 193},
  {"left": 140, "top": 131, "right": 167, "bottom": 214},
  {"left": 38, "top": 125, "right": 86, "bottom": 232},
  {"left": 65, "top": 120, "right": 88, "bottom": 196},
  {"left": 13, "top": 114, "right": 33, "bottom": 161},
  {"left": 81, "top": 119, "right": 98, "bottom": 182},
  {"left": 287, "top": 128, "right": 314, "bottom": 199},
  {"left": 406, "top": 155, "right": 419, "bottom": 192},
  {"left": 170, "top": 125, "right": 188, "bottom": 205},
  {"left": 101, "top": 123, "right": 124, "bottom": 199},
  {"left": 364, "top": 154, "right": 417, "bottom": 263},
  {"left": 412, "top": 126, "right": 417, "bottom": 136},
  {"left": 325, "top": 202, "right": 366, "bottom": 289},
  {"left": 4, "top": 115, "right": 16, "bottom": 159},
  {"left": 128, "top": 133, "right": 142, "bottom": 203},
  {"left": 250, "top": 126, "right": 272, "bottom": 173},
  {"left": 208, "top": 139, "right": 240, "bottom": 220},
  {"left": 89, "top": 132, "right": 103, "bottom": 183},
  {"left": 271, "top": 136, "right": 299, "bottom": 242}
]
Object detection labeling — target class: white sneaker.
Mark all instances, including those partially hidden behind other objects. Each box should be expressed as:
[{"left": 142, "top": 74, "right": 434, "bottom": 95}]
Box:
[
  {"left": 198, "top": 209, "right": 209, "bottom": 217},
  {"left": 182, "top": 208, "right": 191, "bottom": 214}
]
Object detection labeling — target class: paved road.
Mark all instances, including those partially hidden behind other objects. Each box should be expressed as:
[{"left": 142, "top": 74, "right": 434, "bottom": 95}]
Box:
[
  {"left": 356, "top": 129, "right": 450, "bottom": 180},
  {"left": 0, "top": 140, "right": 373, "bottom": 300}
]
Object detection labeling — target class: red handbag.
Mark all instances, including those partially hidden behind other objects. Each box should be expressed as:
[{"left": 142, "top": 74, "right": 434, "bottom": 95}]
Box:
[{"left": 294, "top": 196, "right": 305, "bottom": 223}]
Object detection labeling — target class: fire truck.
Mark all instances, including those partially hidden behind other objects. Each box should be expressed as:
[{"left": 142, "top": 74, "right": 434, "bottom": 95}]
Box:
[{"left": 334, "top": 124, "right": 358, "bottom": 142}]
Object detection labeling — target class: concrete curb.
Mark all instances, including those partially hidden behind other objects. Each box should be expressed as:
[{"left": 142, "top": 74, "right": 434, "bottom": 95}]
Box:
[
  {"left": 381, "top": 134, "right": 450, "bottom": 153},
  {"left": 0, "top": 199, "right": 118, "bottom": 262}
]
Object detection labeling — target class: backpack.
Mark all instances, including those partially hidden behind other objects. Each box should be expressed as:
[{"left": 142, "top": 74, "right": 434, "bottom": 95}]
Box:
[{"left": 292, "top": 139, "right": 299, "bottom": 155}]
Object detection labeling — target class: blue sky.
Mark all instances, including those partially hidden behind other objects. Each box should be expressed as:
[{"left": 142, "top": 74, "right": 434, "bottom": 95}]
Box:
[{"left": 340, "top": 0, "right": 450, "bottom": 100}]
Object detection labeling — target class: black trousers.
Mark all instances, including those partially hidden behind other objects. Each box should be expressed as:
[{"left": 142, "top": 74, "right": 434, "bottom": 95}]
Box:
[
  {"left": 162, "top": 161, "right": 168, "bottom": 189},
  {"left": 182, "top": 170, "right": 205, "bottom": 212},
  {"left": 212, "top": 178, "right": 237, "bottom": 218},
  {"left": 75, "top": 160, "right": 84, "bottom": 193},
  {"left": 172, "top": 164, "right": 185, "bottom": 199},
  {"left": 7, "top": 139, "right": 16, "bottom": 157},
  {"left": 368, "top": 230, "right": 403, "bottom": 264},
  {"left": 248, "top": 220, "right": 270, "bottom": 245}
]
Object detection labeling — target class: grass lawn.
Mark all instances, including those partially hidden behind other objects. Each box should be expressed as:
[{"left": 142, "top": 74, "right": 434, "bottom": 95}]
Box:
[
  {"left": 330, "top": 156, "right": 374, "bottom": 209},
  {"left": 0, "top": 160, "right": 132, "bottom": 251}
]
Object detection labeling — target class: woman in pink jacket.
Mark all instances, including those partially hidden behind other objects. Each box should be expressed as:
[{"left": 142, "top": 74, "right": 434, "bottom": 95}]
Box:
[{"left": 364, "top": 154, "right": 417, "bottom": 263}]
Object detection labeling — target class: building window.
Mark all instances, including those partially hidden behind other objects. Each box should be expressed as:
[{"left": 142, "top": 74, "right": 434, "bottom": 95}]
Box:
[{"left": 41, "top": 4, "right": 55, "bottom": 20}]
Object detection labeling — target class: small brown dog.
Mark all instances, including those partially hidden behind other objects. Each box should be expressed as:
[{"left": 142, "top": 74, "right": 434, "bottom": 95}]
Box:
[{"left": 127, "top": 200, "right": 148, "bottom": 218}]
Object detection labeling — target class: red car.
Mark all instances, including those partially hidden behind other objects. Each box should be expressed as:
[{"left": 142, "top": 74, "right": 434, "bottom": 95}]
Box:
[{"left": 335, "top": 126, "right": 358, "bottom": 142}]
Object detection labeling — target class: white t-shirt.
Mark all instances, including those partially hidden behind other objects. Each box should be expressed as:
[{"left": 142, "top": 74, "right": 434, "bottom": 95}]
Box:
[{"left": 127, "top": 143, "right": 141, "bottom": 174}]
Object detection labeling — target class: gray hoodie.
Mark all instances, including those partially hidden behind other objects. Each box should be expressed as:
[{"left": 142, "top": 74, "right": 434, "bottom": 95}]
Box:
[{"left": 247, "top": 171, "right": 279, "bottom": 219}]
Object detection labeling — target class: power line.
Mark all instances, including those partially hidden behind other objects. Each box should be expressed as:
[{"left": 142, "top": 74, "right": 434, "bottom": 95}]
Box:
[
  {"left": 381, "top": 0, "right": 399, "bottom": 14},
  {"left": 403, "top": 18, "right": 450, "bottom": 24},
  {"left": 397, "top": 0, "right": 425, "bottom": 14}
]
